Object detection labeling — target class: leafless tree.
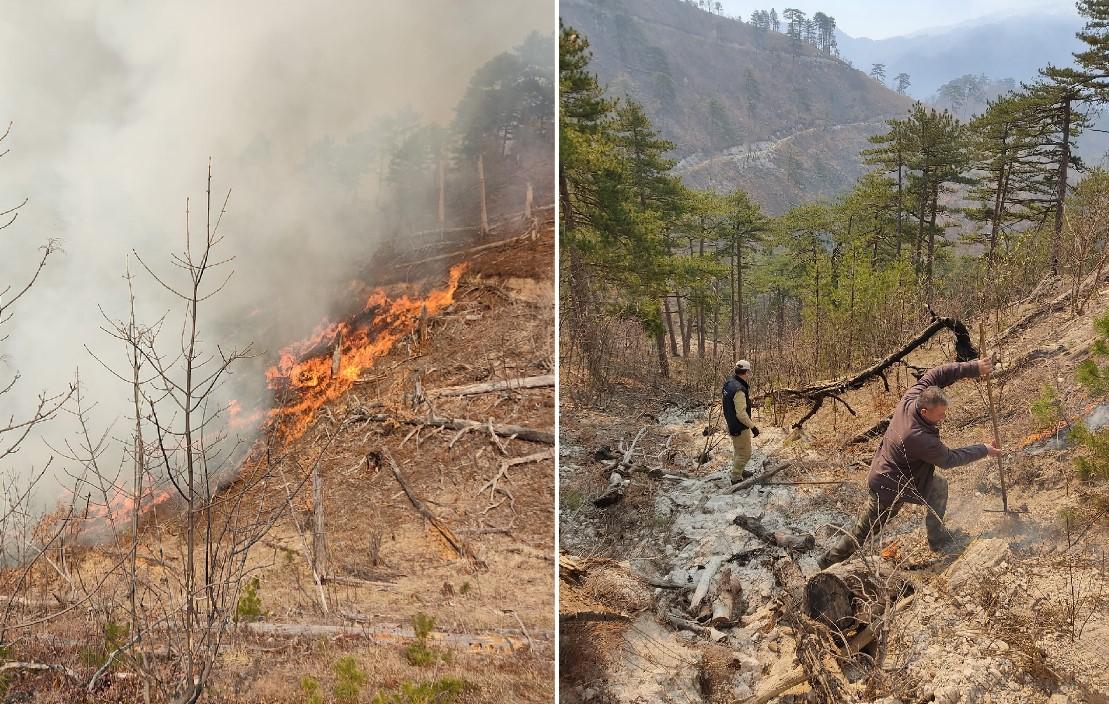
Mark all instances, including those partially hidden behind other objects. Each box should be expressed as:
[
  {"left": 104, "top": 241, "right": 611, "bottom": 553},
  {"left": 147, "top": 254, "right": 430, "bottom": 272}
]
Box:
[{"left": 0, "top": 122, "right": 78, "bottom": 659}]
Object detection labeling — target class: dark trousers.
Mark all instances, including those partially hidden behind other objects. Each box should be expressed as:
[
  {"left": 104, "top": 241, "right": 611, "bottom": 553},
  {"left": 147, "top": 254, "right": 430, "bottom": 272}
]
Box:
[{"left": 818, "top": 474, "right": 948, "bottom": 569}]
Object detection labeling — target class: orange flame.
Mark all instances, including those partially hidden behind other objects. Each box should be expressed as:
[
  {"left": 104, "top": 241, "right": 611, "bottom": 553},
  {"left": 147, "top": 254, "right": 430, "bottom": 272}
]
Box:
[
  {"left": 881, "top": 540, "right": 901, "bottom": 561},
  {"left": 262, "top": 263, "right": 467, "bottom": 443}
]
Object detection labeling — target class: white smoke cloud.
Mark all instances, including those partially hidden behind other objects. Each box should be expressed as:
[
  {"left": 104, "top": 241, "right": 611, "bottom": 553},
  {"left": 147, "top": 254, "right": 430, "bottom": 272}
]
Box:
[{"left": 0, "top": 0, "right": 552, "bottom": 503}]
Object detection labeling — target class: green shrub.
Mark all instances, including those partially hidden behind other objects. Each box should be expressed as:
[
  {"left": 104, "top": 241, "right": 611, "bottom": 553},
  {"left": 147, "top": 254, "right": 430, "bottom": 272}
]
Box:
[
  {"left": 371, "top": 677, "right": 474, "bottom": 704},
  {"left": 404, "top": 612, "right": 449, "bottom": 667},
  {"left": 561, "top": 488, "right": 584, "bottom": 512},
  {"left": 79, "top": 621, "right": 129, "bottom": 669},
  {"left": 458, "top": 581, "right": 471, "bottom": 596},
  {"left": 1076, "top": 312, "right": 1109, "bottom": 395},
  {"left": 235, "top": 576, "right": 266, "bottom": 622},
  {"left": 333, "top": 656, "right": 367, "bottom": 702},
  {"left": 1030, "top": 384, "right": 1061, "bottom": 430},
  {"left": 300, "top": 675, "right": 324, "bottom": 704},
  {"left": 1070, "top": 424, "right": 1109, "bottom": 480}
]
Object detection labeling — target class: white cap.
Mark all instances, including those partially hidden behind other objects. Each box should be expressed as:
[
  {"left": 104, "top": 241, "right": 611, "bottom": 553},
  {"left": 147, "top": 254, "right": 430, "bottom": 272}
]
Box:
[{"left": 734, "top": 359, "right": 752, "bottom": 372}]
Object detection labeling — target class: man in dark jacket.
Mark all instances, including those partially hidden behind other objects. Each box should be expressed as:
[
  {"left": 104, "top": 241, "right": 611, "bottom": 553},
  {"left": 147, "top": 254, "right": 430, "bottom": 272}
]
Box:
[
  {"left": 722, "top": 360, "right": 759, "bottom": 482},
  {"left": 816, "top": 358, "right": 1002, "bottom": 569}
]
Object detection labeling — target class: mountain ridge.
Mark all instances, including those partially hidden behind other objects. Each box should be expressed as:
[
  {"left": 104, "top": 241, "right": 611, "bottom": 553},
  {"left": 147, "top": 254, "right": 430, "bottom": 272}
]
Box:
[{"left": 561, "top": 0, "right": 914, "bottom": 213}]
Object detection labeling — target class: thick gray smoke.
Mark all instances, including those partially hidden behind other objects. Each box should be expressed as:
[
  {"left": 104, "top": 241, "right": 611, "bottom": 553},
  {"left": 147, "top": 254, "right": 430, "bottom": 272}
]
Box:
[{"left": 0, "top": 1, "right": 552, "bottom": 506}]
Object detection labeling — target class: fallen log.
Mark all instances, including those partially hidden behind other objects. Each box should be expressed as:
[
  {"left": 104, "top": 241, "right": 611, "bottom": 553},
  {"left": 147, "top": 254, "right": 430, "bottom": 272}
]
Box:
[
  {"left": 803, "top": 560, "right": 914, "bottom": 633},
  {"left": 371, "top": 449, "right": 486, "bottom": 569},
  {"left": 732, "top": 515, "right": 814, "bottom": 552},
  {"left": 848, "top": 416, "right": 890, "bottom": 445},
  {"left": 727, "top": 461, "right": 791, "bottom": 494},
  {"left": 759, "top": 316, "right": 978, "bottom": 429},
  {"left": 242, "top": 621, "right": 544, "bottom": 653},
  {"left": 748, "top": 592, "right": 921, "bottom": 703},
  {"left": 351, "top": 411, "right": 553, "bottom": 445},
  {"left": 706, "top": 567, "right": 743, "bottom": 628},
  {"left": 771, "top": 557, "right": 852, "bottom": 703},
  {"left": 431, "top": 374, "right": 554, "bottom": 398},
  {"left": 690, "top": 556, "right": 725, "bottom": 611},
  {"left": 400, "top": 227, "right": 543, "bottom": 269}
]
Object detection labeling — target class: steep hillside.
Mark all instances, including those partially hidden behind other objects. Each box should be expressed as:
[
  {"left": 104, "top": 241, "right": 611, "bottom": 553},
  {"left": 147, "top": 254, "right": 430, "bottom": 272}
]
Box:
[
  {"left": 559, "top": 270, "right": 1109, "bottom": 703},
  {"left": 560, "top": 0, "right": 914, "bottom": 212},
  {"left": 6, "top": 215, "right": 556, "bottom": 703}
]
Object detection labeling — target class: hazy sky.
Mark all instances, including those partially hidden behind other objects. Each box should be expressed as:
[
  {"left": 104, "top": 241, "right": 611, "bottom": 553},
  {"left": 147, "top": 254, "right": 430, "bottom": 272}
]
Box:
[{"left": 721, "top": 0, "right": 1078, "bottom": 39}]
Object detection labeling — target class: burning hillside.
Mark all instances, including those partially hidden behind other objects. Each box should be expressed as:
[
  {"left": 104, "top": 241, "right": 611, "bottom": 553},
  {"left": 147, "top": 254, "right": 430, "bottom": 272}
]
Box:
[{"left": 246, "top": 262, "right": 468, "bottom": 444}]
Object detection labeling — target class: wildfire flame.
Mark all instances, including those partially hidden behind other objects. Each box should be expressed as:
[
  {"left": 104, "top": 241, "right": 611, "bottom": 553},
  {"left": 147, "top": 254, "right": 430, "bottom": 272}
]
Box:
[
  {"left": 66, "top": 264, "right": 468, "bottom": 533},
  {"left": 261, "top": 262, "right": 468, "bottom": 443}
]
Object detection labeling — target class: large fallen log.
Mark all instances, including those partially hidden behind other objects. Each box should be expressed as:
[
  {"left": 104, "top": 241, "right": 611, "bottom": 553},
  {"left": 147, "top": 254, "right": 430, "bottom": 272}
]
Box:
[
  {"left": 371, "top": 449, "right": 486, "bottom": 569},
  {"left": 771, "top": 557, "right": 852, "bottom": 703},
  {"left": 733, "top": 515, "right": 814, "bottom": 552},
  {"left": 760, "top": 316, "right": 978, "bottom": 429},
  {"left": 430, "top": 374, "right": 554, "bottom": 398},
  {"left": 803, "top": 560, "right": 914, "bottom": 633}
]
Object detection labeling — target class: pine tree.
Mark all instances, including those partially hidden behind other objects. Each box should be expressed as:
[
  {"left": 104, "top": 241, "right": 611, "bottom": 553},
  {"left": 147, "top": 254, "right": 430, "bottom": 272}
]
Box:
[
  {"left": 870, "top": 63, "right": 887, "bottom": 84},
  {"left": 559, "top": 23, "right": 615, "bottom": 379},
  {"left": 812, "top": 12, "right": 837, "bottom": 55},
  {"left": 965, "top": 92, "right": 1057, "bottom": 275},
  {"left": 895, "top": 72, "right": 911, "bottom": 94},
  {"left": 1023, "top": 71, "right": 1091, "bottom": 274}
]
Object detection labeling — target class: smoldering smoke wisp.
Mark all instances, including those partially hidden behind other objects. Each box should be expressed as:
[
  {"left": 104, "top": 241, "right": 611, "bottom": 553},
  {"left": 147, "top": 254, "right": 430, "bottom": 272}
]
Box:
[{"left": 0, "top": 1, "right": 551, "bottom": 510}]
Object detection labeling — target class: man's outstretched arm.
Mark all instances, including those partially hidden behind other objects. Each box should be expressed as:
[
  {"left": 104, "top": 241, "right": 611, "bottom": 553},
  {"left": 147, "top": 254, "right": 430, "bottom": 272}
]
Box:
[
  {"left": 918, "top": 357, "right": 993, "bottom": 390},
  {"left": 914, "top": 434, "right": 990, "bottom": 469}
]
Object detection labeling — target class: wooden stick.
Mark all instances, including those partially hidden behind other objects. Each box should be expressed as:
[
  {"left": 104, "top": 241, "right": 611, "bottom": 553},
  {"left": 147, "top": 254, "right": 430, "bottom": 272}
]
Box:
[
  {"left": 431, "top": 374, "right": 554, "bottom": 398},
  {"left": 979, "top": 323, "right": 1008, "bottom": 513},
  {"left": 728, "top": 461, "right": 791, "bottom": 494},
  {"left": 374, "top": 449, "right": 486, "bottom": 569}
]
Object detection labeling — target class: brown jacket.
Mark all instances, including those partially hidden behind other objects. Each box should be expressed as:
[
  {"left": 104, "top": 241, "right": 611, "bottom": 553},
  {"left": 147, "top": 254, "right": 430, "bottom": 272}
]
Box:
[{"left": 867, "top": 361, "right": 988, "bottom": 506}]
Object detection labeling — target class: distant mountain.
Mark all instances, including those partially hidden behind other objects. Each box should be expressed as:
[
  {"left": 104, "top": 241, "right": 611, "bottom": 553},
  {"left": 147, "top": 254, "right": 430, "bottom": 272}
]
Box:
[
  {"left": 560, "top": 0, "right": 914, "bottom": 213},
  {"left": 835, "top": 12, "right": 1109, "bottom": 164},
  {"left": 835, "top": 12, "right": 1083, "bottom": 98}
]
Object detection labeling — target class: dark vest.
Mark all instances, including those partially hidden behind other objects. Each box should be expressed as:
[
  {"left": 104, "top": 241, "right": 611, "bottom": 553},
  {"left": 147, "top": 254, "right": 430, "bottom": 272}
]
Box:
[{"left": 722, "top": 376, "right": 752, "bottom": 436}]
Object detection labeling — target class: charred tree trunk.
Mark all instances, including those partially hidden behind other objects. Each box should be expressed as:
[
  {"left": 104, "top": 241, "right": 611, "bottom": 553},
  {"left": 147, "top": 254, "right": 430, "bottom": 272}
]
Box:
[{"left": 804, "top": 560, "right": 913, "bottom": 633}]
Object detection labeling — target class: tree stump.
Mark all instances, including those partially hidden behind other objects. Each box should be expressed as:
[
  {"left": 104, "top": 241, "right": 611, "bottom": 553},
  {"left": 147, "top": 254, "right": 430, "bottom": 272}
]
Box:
[{"left": 803, "top": 560, "right": 913, "bottom": 632}]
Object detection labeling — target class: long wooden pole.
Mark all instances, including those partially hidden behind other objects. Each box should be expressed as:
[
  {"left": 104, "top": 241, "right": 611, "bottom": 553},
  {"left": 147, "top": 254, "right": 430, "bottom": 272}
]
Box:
[
  {"left": 979, "top": 323, "right": 1008, "bottom": 513},
  {"left": 478, "top": 154, "right": 489, "bottom": 238}
]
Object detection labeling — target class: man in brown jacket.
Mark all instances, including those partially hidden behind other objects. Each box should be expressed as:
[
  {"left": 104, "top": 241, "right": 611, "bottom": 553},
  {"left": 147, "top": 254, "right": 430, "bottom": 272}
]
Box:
[{"left": 816, "top": 358, "right": 1003, "bottom": 569}]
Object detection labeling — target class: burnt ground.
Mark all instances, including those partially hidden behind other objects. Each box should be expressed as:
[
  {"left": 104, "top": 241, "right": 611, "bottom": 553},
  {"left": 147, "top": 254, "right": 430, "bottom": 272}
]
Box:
[
  {"left": 559, "top": 279, "right": 1109, "bottom": 704},
  {"left": 8, "top": 218, "right": 554, "bottom": 703}
]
